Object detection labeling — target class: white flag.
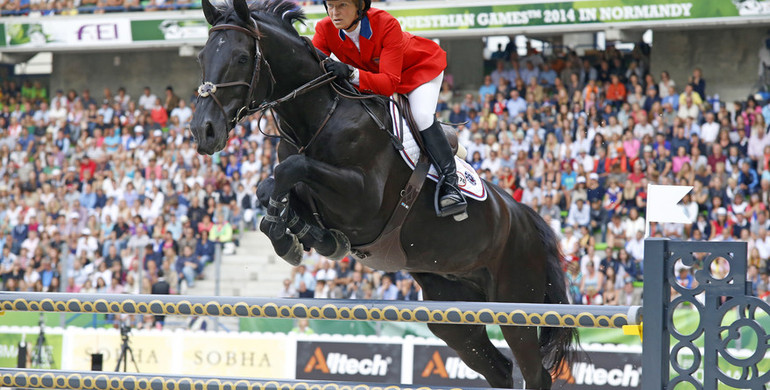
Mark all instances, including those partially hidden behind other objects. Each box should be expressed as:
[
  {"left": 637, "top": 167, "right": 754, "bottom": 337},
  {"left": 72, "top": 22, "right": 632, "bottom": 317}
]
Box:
[{"left": 646, "top": 184, "right": 693, "bottom": 237}]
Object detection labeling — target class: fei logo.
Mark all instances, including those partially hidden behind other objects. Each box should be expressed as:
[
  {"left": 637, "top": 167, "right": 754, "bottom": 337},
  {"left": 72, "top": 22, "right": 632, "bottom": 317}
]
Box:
[
  {"left": 77, "top": 24, "right": 119, "bottom": 41},
  {"left": 296, "top": 341, "right": 401, "bottom": 383}
]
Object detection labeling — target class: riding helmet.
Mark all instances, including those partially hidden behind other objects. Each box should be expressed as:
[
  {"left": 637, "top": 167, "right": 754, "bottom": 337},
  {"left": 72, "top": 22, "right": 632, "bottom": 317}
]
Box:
[{"left": 322, "top": 0, "right": 371, "bottom": 18}]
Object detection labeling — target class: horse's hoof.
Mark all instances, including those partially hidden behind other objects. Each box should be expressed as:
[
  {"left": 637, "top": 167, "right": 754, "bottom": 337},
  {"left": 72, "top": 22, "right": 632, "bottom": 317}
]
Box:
[
  {"left": 452, "top": 212, "right": 468, "bottom": 222},
  {"left": 278, "top": 234, "right": 304, "bottom": 266},
  {"left": 325, "top": 229, "right": 351, "bottom": 261}
]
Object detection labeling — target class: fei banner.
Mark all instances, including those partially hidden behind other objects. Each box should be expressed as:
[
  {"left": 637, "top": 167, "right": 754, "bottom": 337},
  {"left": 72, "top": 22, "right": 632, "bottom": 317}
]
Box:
[{"left": 4, "top": 19, "right": 131, "bottom": 48}]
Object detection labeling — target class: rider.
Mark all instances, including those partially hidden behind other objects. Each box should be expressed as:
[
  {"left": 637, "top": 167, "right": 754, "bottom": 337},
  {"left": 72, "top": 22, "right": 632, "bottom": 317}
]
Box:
[{"left": 313, "top": 0, "right": 467, "bottom": 218}]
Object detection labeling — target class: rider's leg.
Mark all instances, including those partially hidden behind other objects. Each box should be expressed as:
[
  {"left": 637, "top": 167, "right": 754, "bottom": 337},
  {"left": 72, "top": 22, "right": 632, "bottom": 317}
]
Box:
[{"left": 409, "top": 71, "right": 467, "bottom": 218}]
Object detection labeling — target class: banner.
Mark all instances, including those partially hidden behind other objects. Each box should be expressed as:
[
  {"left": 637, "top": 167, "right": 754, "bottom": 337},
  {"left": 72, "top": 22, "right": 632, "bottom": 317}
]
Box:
[
  {"left": 129, "top": 0, "right": 770, "bottom": 43},
  {"left": 296, "top": 341, "right": 401, "bottom": 383},
  {"left": 555, "top": 351, "right": 642, "bottom": 389},
  {"left": 412, "top": 345, "right": 523, "bottom": 388},
  {"left": 131, "top": 19, "right": 209, "bottom": 42},
  {"left": 4, "top": 19, "right": 131, "bottom": 48},
  {"left": 294, "top": 0, "right": 757, "bottom": 36},
  {"left": 180, "top": 334, "right": 288, "bottom": 378},
  {"left": 0, "top": 332, "right": 63, "bottom": 370},
  {"left": 68, "top": 331, "right": 173, "bottom": 373}
]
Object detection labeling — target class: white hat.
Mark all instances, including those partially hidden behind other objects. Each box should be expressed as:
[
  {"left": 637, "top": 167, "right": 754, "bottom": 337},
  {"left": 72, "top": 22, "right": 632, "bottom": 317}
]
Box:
[
  {"left": 81, "top": 228, "right": 91, "bottom": 235},
  {"left": 717, "top": 207, "right": 727, "bottom": 216},
  {"left": 589, "top": 173, "right": 599, "bottom": 180},
  {"left": 69, "top": 212, "right": 80, "bottom": 220},
  {"left": 134, "top": 125, "right": 144, "bottom": 133},
  {"left": 576, "top": 176, "right": 586, "bottom": 184},
  {"left": 153, "top": 129, "right": 162, "bottom": 137}
]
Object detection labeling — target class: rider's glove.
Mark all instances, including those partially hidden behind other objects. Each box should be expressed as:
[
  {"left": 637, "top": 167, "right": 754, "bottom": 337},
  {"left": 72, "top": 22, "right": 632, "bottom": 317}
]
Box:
[{"left": 324, "top": 60, "right": 352, "bottom": 81}]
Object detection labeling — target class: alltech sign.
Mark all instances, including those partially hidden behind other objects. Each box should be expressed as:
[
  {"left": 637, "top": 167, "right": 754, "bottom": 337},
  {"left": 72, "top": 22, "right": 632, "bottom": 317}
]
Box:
[
  {"left": 553, "top": 351, "right": 642, "bottom": 389},
  {"left": 413, "top": 344, "right": 641, "bottom": 389},
  {"left": 296, "top": 341, "right": 401, "bottom": 383},
  {"left": 413, "top": 345, "right": 524, "bottom": 388}
]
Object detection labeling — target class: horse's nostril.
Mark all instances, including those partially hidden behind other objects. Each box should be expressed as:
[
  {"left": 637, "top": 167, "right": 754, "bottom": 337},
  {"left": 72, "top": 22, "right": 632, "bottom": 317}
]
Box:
[{"left": 205, "top": 122, "right": 215, "bottom": 140}]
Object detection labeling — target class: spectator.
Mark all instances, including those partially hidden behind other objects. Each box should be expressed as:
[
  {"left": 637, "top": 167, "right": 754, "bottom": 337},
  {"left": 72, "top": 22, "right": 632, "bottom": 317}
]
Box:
[
  {"left": 293, "top": 264, "right": 315, "bottom": 298},
  {"left": 175, "top": 245, "right": 198, "bottom": 291},
  {"left": 377, "top": 274, "right": 399, "bottom": 300}
]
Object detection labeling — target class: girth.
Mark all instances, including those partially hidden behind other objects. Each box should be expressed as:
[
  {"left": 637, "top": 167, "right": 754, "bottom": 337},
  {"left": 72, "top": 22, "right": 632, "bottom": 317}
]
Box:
[{"left": 348, "top": 95, "right": 432, "bottom": 271}]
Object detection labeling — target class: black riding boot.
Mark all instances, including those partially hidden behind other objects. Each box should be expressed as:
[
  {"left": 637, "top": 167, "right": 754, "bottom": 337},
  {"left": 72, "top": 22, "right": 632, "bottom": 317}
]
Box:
[{"left": 421, "top": 121, "right": 468, "bottom": 218}]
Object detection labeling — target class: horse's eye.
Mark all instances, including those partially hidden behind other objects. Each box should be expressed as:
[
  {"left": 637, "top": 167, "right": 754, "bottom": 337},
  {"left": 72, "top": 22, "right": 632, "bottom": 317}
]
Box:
[{"left": 238, "top": 55, "right": 249, "bottom": 64}]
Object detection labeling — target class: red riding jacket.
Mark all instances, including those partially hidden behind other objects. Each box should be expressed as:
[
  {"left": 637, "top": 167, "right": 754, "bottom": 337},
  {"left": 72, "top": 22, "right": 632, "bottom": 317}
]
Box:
[{"left": 312, "top": 8, "right": 447, "bottom": 96}]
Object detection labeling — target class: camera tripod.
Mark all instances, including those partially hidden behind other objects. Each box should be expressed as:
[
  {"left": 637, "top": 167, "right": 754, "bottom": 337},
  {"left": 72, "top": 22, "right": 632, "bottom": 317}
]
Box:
[
  {"left": 31, "top": 314, "right": 54, "bottom": 368},
  {"left": 115, "top": 325, "right": 140, "bottom": 372}
]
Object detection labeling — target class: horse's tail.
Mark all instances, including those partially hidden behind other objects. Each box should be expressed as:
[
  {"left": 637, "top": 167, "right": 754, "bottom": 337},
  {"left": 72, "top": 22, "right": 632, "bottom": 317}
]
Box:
[{"left": 527, "top": 206, "right": 579, "bottom": 377}]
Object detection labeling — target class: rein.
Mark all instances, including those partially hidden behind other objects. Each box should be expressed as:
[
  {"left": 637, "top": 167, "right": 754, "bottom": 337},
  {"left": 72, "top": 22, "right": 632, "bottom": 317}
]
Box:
[{"left": 199, "top": 19, "right": 402, "bottom": 154}]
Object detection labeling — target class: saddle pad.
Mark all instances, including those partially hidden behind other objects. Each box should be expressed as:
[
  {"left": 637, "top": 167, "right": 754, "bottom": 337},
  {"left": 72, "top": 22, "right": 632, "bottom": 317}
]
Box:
[{"left": 389, "top": 101, "right": 487, "bottom": 201}]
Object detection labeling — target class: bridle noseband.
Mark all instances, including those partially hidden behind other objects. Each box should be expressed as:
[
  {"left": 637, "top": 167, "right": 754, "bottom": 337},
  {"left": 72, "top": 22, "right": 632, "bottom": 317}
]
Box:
[{"left": 197, "top": 22, "right": 276, "bottom": 129}]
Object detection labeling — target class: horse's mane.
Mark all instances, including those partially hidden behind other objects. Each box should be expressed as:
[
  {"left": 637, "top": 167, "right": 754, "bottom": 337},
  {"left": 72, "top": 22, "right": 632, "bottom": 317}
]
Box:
[{"left": 215, "top": 0, "right": 306, "bottom": 37}]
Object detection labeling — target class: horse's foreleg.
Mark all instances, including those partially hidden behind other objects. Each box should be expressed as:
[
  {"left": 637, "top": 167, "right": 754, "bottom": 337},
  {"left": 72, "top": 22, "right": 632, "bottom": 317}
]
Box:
[
  {"left": 256, "top": 177, "right": 303, "bottom": 265},
  {"left": 259, "top": 157, "right": 358, "bottom": 263}
]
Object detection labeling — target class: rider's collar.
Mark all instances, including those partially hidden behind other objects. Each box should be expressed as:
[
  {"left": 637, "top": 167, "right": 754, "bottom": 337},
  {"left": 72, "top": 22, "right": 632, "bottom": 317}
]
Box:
[{"left": 339, "top": 15, "right": 371, "bottom": 41}]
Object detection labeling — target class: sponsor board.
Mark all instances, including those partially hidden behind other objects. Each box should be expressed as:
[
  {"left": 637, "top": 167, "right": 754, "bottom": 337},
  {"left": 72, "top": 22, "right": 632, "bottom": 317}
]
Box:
[
  {"left": 0, "top": 332, "right": 63, "bottom": 369},
  {"left": 293, "top": 0, "right": 752, "bottom": 36},
  {"left": 296, "top": 341, "right": 401, "bottom": 383},
  {"left": 554, "top": 351, "right": 642, "bottom": 389},
  {"left": 131, "top": 19, "right": 209, "bottom": 42},
  {"left": 412, "top": 345, "right": 524, "bottom": 388},
  {"left": 4, "top": 19, "right": 131, "bottom": 47},
  {"left": 68, "top": 332, "right": 173, "bottom": 373},
  {"left": 180, "top": 334, "right": 287, "bottom": 378}
]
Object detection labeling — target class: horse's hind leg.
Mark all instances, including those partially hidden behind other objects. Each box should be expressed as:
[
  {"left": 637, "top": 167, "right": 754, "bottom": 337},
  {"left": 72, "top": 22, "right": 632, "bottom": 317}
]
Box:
[
  {"left": 500, "top": 326, "right": 551, "bottom": 389},
  {"left": 411, "top": 273, "right": 514, "bottom": 389}
]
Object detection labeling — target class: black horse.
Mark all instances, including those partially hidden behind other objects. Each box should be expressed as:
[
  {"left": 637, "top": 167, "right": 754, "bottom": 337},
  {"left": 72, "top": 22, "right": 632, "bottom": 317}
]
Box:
[{"left": 189, "top": 0, "right": 575, "bottom": 388}]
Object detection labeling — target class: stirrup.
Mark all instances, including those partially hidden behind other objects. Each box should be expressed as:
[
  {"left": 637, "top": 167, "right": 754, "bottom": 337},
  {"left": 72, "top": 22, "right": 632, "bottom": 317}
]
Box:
[{"left": 434, "top": 176, "right": 468, "bottom": 219}]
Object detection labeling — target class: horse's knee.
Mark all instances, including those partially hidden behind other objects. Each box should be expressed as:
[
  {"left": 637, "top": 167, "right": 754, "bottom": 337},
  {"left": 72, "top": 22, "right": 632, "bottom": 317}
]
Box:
[
  {"left": 256, "top": 177, "right": 275, "bottom": 208},
  {"left": 273, "top": 155, "right": 309, "bottom": 196},
  {"left": 275, "top": 154, "right": 308, "bottom": 179}
]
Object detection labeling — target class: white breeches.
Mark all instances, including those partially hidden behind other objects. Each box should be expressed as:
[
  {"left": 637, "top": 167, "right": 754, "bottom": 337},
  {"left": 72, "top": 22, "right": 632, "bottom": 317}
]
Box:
[{"left": 408, "top": 71, "right": 444, "bottom": 131}]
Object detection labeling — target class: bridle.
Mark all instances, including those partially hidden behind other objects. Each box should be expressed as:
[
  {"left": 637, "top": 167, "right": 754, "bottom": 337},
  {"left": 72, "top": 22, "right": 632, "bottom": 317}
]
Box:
[
  {"left": 197, "top": 17, "right": 395, "bottom": 154},
  {"left": 196, "top": 21, "right": 276, "bottom": 129}
]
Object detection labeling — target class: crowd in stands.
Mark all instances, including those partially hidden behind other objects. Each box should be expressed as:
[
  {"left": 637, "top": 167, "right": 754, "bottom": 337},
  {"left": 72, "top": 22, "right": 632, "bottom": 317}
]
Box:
[
  {"left": 279, "top": 41, "right": 770, "bottom": 308},
  {"left": 0, "top": 0, "right": 387, "bottom": 16},
  {"left": 3, "top": 38, "right": 770, "bottom": 323},
  {"left": 0, "top": 78, "right": 275, "bottom": 326}
]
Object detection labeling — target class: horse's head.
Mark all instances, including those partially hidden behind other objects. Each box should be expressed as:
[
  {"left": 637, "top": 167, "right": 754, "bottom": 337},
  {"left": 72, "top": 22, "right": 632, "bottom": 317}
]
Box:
[{"left": 190, "top": 0, "right": 269, "bottom": 154}]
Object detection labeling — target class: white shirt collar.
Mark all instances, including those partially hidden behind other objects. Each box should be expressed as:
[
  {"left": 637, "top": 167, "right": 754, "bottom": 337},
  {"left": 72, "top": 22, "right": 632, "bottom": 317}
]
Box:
[{"left": 342, "top": 22, "right": 362, "bottom": 50}]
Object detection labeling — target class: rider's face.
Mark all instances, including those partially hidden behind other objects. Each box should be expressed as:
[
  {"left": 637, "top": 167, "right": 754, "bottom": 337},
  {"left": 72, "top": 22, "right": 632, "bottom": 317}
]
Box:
[{"left": 326, "top": 0, "right": 359, "bottom": 31}]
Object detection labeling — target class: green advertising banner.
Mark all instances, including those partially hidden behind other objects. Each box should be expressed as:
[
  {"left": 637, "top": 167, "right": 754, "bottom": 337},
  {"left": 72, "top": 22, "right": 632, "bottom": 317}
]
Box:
[
  {"left": 0, "top": 332, "right": 63, "bottom": 369},
  {"left": 293, "top": 0, "right": 752, "bottom": 36},
  {"left": 127, "top": 0, "right": 769, "bottom": 42},
  {"left": 131, "top": 19, "right": 209, "bottom": 42}
]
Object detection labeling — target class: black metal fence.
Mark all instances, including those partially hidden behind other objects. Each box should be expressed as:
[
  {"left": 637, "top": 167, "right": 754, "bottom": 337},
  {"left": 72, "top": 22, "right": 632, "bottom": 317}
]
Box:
[{"left": 642, "top": 238, "right": 769, "bottom": 390}]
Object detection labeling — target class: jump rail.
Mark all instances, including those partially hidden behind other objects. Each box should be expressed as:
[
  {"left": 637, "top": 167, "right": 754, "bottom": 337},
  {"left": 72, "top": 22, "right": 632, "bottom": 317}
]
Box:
[
  {"left": 0, "top": 292, "right": 641, "bottom": 328},
  {"left": 0, "top": 368, "right": 474, "bottom": 390}
]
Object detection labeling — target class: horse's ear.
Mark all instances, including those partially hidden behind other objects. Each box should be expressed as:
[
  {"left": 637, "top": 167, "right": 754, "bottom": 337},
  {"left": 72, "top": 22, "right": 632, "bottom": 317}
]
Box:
[
  {"left": 233, "top": 0, "right": 251, "bottom": 25},
  {"left": 202, "top": 0, "right": 220, "bottom": 26}
]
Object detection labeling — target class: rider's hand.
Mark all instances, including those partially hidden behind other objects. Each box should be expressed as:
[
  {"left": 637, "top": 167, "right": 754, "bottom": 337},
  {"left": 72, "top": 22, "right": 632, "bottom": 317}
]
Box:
[{"left": 324, "top": 60, "right": 352, "bottom": 81}]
